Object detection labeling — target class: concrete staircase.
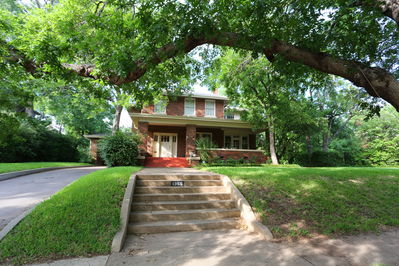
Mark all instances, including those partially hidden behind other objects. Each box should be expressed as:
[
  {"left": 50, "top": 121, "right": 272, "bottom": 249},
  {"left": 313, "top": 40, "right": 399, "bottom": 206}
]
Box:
[{"left": 128, "top": 174, "right": 241, "bottom": 234}]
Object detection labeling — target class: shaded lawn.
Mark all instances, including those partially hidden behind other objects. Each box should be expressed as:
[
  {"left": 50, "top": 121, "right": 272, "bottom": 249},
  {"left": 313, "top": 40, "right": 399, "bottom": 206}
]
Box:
[
  {"left": 0, "top": 162, "right": 90, "bottom": 174},
  {"left": 0, "top": 166, "right": 142, "bottom": 265},
  {"left": 203, "top": 166, "right": 399, "bottom": 241}
]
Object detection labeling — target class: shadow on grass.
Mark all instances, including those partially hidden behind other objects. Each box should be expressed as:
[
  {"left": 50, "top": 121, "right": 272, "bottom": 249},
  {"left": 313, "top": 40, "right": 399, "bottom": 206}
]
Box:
[{"left": 204, "top": 167, "right": 399, "bottom": 241}]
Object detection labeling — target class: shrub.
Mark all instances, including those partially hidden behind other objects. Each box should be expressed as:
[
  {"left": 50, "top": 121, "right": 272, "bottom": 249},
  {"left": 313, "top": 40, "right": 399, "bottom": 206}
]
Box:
[
  {"left": 294, "top": 151, "right": 350, "bottom": 167},
  {"left": 0, "top": 115, "right": 80, "bottom": 162},
  {"left": 98, "top": 131, "right": 141, "bottom": 167},
  {"left": 195, "top": 138, "right": 217, "bottom": 163}
]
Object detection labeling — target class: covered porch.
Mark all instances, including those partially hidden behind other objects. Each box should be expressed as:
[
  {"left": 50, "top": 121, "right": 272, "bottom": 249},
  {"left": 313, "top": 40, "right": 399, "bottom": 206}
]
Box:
[{"left": 132, "top": 115, "right": 267, "bottom": 166}]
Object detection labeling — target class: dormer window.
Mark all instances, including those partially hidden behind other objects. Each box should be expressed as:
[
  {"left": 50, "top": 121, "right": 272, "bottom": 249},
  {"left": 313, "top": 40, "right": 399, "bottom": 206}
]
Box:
[
  {"left": 205, "top": 100, "right": 216, "bottom": 117},
  {"left": 184, "top": 98, "right": 195, "bottom": 116},
  {"left": 225, "top": 112, "right": 240, "bottom": 120},
  {"left": 154, "top": 100, "right": 167, "bottom": 114}
]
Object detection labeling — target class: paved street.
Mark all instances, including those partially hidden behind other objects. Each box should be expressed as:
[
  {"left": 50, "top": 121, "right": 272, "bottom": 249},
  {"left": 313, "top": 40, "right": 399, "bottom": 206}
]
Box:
[{"left": 0, "top": 166, "right": 104, "bottom": 230}]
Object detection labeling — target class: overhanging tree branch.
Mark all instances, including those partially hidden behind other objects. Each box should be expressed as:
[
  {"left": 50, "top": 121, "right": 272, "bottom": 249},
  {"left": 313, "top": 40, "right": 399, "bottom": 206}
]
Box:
[
  {"left": 353, "top": 0, "right": 399, "bottom": 25},
  {"left": 6, "top": 31, "right": 399, "bottom": 111}
]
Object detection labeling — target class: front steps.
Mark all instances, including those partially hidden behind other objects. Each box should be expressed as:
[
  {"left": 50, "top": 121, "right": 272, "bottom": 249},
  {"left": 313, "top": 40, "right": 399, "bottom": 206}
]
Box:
[{"left": 129, "top": 174, "right": 241, "bottom": 234}]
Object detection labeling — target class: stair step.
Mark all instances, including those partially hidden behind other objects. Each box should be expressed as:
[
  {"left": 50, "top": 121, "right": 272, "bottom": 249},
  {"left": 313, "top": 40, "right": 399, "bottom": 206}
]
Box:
[
  {"left": 135, "top": 186, "right": 226, "bottom": 194},
  {"left": 128, "top": 218, "right": 240, "bottom": 234},
  {"left": 130, "top": 208, "right": 240, "bottom": 222},
  {"left": 137, "top": 175, "right": 220, "bottom": 180},
  {"left": 136, "top": 180, "right": 223, "bottom": 187},
  {"left": 131, "top": 200, "right": 237, "bottom": 211},
  {"left": 133, "top": 193, "right": 231, "bottom": 202}
]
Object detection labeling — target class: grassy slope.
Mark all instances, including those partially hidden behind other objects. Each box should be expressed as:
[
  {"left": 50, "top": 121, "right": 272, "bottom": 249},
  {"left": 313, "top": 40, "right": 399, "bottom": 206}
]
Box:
[
  {"left": 0, "top": 166, "right": 142, "bottom": 265},
  {"left": 0, "top": 162, "right": 90, "bottom": 174},
  {"left": 203, "top": 166, "right": 399, "bottom": 240}
]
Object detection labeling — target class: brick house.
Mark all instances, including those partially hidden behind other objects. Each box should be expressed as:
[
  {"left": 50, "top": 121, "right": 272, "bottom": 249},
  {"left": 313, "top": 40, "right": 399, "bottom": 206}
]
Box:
[{"left": 129, "top": 93, "right": 267, "bottom": 167}]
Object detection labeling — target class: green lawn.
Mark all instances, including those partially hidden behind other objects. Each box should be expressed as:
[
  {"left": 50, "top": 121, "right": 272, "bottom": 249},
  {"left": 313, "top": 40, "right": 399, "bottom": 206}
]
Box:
[
  {"left": 0, "top": 162, "right": 91, "bottom": 174},
  {"left": 202, "top": 166, "right": 399, "bottom": 241},
  {"left": 0, "top": 166, "right": 142, "bottom": 265}
]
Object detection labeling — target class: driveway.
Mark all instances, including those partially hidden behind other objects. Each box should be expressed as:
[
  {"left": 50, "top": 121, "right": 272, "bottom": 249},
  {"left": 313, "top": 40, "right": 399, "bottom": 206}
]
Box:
[{"left": 0, "top": 166, "right": 104, "bottom": 231}]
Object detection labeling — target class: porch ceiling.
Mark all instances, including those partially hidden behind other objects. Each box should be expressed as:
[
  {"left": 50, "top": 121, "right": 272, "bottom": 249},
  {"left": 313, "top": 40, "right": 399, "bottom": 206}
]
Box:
[{"left": 130, "top": 113, "right": 253, "bottom": 129}]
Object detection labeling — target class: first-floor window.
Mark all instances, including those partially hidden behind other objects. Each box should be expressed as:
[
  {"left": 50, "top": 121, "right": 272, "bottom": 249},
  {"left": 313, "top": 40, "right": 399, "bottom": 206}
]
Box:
[
  {"left": 242, "top": 136, "right": 248, "bottom": 149},
  {"left": 224, "top": 135, "right": 232, "bottom": 148},
  {"left": 224, "top": 135, "right": 249, "bottom": 149},
  {"left": 196, "top": 132, "right": 212, "bottom": 141},
  {"left": 232, "top": 136, "right": 240, "bottom": 149}
]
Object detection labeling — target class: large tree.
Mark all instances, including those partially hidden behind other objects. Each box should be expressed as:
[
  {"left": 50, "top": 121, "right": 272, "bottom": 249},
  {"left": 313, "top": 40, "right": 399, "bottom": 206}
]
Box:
[{"left": 2, "top": 0, "right": 399, "bottom": 111}]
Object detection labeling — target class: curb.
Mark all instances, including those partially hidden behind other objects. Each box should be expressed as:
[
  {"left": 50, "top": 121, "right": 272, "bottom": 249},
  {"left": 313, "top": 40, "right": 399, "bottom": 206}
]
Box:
[
  {"left": 111, "top": 173, "right": 137, "bottom": 252},
  {"left": 0, "top": 165, "right": 94, "bottom": 182},
  {"left": 220, "top": 174, "right": 274, "bottom": 240},
  {"left": 0, "top": 207, "right": 36, "bottom": 242},
  {"left": 0, "top": 165, "right": 99, "bottom": 242}
]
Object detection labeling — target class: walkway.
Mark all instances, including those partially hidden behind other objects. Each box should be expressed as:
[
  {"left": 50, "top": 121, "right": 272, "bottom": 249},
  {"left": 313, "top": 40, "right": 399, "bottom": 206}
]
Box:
[
  {"left": 0, "top": 166, "right": 104, "bottom": 231},
  {"left": 106, "top": 229, "right": 399, "bottom": 266}
]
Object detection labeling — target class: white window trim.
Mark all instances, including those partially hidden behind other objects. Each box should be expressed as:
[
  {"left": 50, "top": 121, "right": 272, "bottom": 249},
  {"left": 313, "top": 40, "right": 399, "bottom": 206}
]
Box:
[
  {"left": 223, "top": 134, "right": 250, "bottom": 149},
  {"left": 184, "top": 98, "right": 196, "bottom": 116},
  {"left": 204, "top": 99, "right": 216, "bottom": 117}
]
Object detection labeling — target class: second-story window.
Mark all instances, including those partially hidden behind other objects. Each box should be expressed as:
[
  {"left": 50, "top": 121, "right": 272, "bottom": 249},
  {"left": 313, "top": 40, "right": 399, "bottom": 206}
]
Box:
[
  {"left": 154, "top": 100, "right": 167, "bottom": 114},
  {"left": 184, "top": 98, "right": 195, "bottom": 116},
  {"left": 224, "top": 112, "right": 235, "bottom": 119},
  {"left": 205, "top": 100, "right": 215, "bottom": 117}
]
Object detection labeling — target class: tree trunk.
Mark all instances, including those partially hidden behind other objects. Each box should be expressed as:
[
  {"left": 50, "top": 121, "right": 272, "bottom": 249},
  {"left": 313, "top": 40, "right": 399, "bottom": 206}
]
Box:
[
  {"left": 322, "top": 117, "right": 333, "bottom": 152},
  {"left": 24, "top": 100, "right": 36, "bottom": 118},
  {"left": 24, "top": 107, "right": 35, "bottom": 118},
  {"left": 306, "top": 135, "right": 313, "bottom": 155},
  {"left": 112, "top": 105, "right": 123, "bottom": 134},
  {"left": 267, "top": 119, "right": 279, "bottom": 165},
  {"left": 322, "top": 133, "right": 330, "bottom": 152}
]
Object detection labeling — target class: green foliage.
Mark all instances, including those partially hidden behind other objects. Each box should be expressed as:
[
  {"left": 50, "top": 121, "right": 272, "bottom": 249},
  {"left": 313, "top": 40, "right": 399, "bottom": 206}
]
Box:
[
  {"left": 204, "top": 166, "right": 399, "bottom": 240},
  {"left": 0, "top": 162, "right": 89, "bottom": 174},
  {"left": 0, "top": 166, "right": 142, "bottom": 265},
  {"left": 355, "top": 105, "right": 399, "bottom": 166},
  {"left": 1, "top": 0, "right": 398, "bottom": 168},
  {"left": 204, "top": 156, "right": 261, "bottom": 167},
  {"left": 98, "top": 131, "right": 141, "bottom": 167},
  {"left": 0, "top": 115, "right": 81, "bottom": 162},
  {"left": 295, "top": 151, "right": 348, "bottom": 167},
  {"left": 34, "top": 84, "right": 113, "bottom": 137},
  {"left": 195, "top": 137, "right": 217, "bottom": 163}
]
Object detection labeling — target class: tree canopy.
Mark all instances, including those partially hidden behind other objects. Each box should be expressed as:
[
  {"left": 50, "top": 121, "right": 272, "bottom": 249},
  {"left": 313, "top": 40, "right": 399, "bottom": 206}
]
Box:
[{"left": 2, "top": 0, "right": 399, "bottom": 111}]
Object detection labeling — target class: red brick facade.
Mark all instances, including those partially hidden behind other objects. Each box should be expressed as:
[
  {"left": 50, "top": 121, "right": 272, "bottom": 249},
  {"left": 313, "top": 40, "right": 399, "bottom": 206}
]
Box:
[
  {"left": 129, "top": 95, "right": 264, "bottom": 166},
  {"left": 185, "top": 125, "right": 196, "bottom": 157},
  {"left": 89, "top": 138, "right": 104, "bottom": 165},
  {"left": 138, "top": 121, "right": 152, "bottom": 156},
  {"left": 215, "top": 100, "right": 224, "bottom": 119},
  {"left": 196, "top": 98, "right": 205, "bottom": 117},
  {"left": 132, "top": 96, "right": 226, "bottom": 118},
  {"left": 166, "top": 97, "right": 184, "bottom": 116},
  {"left": 210, "top": 150, "right": 268, "bottom": 164}
]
